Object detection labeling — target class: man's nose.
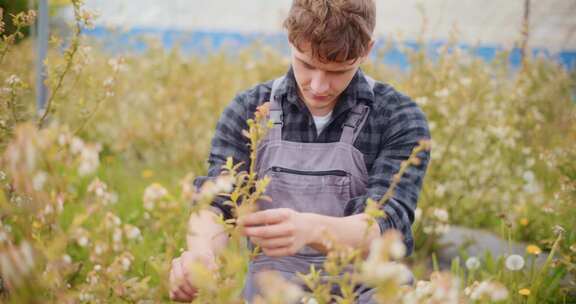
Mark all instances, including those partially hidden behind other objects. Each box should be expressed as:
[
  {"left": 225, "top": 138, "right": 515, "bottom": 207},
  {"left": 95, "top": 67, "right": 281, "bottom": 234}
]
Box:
[{"left": 310, "top": 71, "right": 330, "bottom": 95}]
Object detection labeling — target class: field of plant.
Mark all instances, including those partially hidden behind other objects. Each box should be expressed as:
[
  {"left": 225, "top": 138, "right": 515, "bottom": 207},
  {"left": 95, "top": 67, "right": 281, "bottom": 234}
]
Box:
[{"left": 0, "top": 3, "right": 575, "bottom": 303}]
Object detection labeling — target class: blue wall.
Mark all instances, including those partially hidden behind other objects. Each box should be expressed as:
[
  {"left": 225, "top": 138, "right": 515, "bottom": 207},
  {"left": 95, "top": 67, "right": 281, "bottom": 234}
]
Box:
[{"left": 84, "top": 26, "right": 576, "bottom": 71}]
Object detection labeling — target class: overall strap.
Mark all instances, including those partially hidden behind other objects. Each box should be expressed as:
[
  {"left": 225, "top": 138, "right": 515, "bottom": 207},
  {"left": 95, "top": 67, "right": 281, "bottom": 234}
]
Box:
[
  {"left": 268, "top": 76, "right": 285, "bottom": 141},
  {"left": 340, "top": 75, "right": 376, "bottom": 145}
]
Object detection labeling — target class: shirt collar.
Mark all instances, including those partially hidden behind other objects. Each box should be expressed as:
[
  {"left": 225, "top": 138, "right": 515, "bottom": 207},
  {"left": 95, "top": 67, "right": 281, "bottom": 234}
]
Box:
[{"left": 274, "top": 67, "right": 375, "bottom": 117}]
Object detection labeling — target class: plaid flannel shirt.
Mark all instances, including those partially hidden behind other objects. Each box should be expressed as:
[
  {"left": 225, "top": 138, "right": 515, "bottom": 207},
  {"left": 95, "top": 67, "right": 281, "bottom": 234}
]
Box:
[{"left": 194, "top": 67, "right": 431, "bottom": 256}]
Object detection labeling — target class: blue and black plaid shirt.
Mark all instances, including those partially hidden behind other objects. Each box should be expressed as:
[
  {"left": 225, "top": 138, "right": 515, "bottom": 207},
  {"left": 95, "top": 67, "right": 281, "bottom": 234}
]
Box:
[{"left": 195, "top": 67, "right": 431, "bottom": 256}]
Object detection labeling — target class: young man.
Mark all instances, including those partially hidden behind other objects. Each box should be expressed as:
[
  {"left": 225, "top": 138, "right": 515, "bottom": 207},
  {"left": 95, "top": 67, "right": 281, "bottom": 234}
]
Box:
[{"left": 169, "top": 0, "right": 431, "bottom": 302}]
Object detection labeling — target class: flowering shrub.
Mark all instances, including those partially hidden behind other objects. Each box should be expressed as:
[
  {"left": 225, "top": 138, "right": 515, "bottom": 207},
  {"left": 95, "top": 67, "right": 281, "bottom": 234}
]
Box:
[{"left": 0, "top": 3, "right": 574, "bottom": 303}]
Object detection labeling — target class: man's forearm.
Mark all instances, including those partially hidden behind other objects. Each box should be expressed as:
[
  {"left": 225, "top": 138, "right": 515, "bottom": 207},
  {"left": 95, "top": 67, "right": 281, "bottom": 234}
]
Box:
[
  {"left": 187, "top": 209, "right": 229, "bottom": 255},
  {"left": 303, "top": 213, "right": 380, "bottom": 256}
]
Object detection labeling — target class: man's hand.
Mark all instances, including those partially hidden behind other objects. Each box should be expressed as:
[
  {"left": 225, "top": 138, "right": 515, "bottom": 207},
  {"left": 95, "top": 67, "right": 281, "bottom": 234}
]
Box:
[
  {"left": 239, "top": 208, "right": 317, "bottom": 257},
  {"left": 240, "top": 209, "right": 382, "bottom": 258},
  {"left": 169, "top": 250, "right": 217, "bottom": 302}
]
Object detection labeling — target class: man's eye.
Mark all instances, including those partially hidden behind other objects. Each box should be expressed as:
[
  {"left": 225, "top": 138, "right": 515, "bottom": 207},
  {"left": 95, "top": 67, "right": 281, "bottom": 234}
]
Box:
[{"left": 302, "top": 62, "right": 315, "bottom": 70}]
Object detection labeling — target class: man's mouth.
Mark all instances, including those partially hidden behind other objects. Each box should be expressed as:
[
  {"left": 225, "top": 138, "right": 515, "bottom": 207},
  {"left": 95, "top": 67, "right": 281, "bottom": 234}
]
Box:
[{"left": 311, "top": 94, "right": 330, "bottom": 101}]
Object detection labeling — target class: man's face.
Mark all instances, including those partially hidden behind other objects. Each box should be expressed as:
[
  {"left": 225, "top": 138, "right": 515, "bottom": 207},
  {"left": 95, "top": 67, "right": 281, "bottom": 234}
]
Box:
[{"left": 290, "top": 42, "right": 372, "bottom": 116}]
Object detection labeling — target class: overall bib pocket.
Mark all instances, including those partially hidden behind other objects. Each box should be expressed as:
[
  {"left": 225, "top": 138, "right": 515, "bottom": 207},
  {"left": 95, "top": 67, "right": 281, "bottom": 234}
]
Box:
[{"left": 263, "top": 166, "right": 352, "bottom": 217}]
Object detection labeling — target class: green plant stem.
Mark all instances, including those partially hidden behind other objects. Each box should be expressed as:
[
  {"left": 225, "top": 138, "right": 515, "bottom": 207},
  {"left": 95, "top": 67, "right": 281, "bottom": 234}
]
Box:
[
  {"left": 37, "top": 3, "right": 82, "bottom": 128},
  {"left": 0, "top": 25, "right": 23, "bottom": 65}
]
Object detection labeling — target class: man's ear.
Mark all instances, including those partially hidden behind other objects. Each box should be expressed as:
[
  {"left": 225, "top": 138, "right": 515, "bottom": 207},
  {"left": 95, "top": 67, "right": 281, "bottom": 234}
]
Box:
[
  {"left": 358, "top": 39, "right": 375, "bottom": 65},
  {"left": 366, "top": 39, "right": 375, "bottom": 55}
]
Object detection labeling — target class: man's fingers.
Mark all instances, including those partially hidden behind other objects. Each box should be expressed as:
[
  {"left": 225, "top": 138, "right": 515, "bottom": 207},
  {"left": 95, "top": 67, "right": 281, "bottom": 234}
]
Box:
[
  {"left": 174, "top": 259, "right": 197, "bottom": 298},
  {"left": 244, "top": 223, "right": 294, "bottom": 238},
  {"left": 238, "top": 209, "right": 290, "bottom": 227},
  {"left": 170, "top": 259, "right": 196, "bottom": 301},
  {"left": 170, "top": 289, "right": 193, "bottom": 302},
  {"left": 254, "top": 236, "right": 295, "bottom": 249},
  {"left": 262, "top": 246, "right": 296, "bottom": 257}
]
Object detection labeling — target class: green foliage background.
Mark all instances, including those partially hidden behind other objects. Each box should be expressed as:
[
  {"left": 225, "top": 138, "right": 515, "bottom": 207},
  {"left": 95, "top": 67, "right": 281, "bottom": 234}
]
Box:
[{"left": 0, "top": 0, "right": 30, "bottom": 39}]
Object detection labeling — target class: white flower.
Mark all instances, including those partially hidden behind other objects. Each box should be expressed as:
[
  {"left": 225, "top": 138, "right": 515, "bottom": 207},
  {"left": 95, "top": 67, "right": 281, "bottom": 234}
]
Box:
[
  {"left": 0, "top": 170, "right": 6, "bottom": 181},
  {"left": 87, "top": 178, "right": 108, "bottom": 197},
  {"left": 103, "top": 77, "right": 115, "bottom": 88},
  {"left": 124, "top": 225, "right": 142, "bottom": 240},
  {"left": 465, "top": 257, "right": 481, "bottom": 270},
  {"left": 304, "top": 298, "right": 318, "bottom": 304},
  {"left": 199, "top": 181, "right": 219, "bottom": 199},
  {"left": 523, "top": 180, "right": 540, "bottom": 194},
  {"left": 434, "top": 88, "right": 450, "bottom": 98},
  {"left": 522, "top": 171, "right": 535, "bottom": 183},
  {"left": 58, "top": 133, "right": 70, "bottom": 146},
  {"left": 553, "top": 225, "right": 565, "bottom": 236},
  {"left": 108, "top": 57, "right": 125, "bottom": 72},
  {"left": 43, "top": 204, "right": 54, "bottom": 215},
  {"left": 468, "top": 281, "right": 508, "bottom": 301},
  {"left": 389, "top": 239, "right": 407, "bottom": 260},
  {"left": 5, "top": 75, "right": 22, "bottom": 86},
  {"left": 94, "top": 243, "right": 106, "bottom": 255},
  {"left": 20, "top": 242, "right": 34, "bottom": 270},
  {"left": 121, "top": 257, "right": 131, "bottom": 271},
  {"left": 78, "top": 144, "right": 101, "bottom": 176},
  {"left": 215, "top": 175, "right": 234, "bottom": 193},
  {"left": 32, "top": 171, "right": 48, "bottom": 191},
  {"left": 426, "top": 272, "right": 461, "bottom": 303},
  {"left": 143, "top": 183, "right": 168, "bottom": 210},
  {"left": 77, "top": 236, "right": 89, "bottom": 247},
  {"left": 94, "top": 264, "right": 102, "bottom": 272},
  {"left": 434, "top": 184, "right": 447, "bottom": 197},
  {"left": 104, "top": 212, "right": 122, "bottom": 228},
  {"left": 505, "top": 254, "right": 525, "bottom": 271},
  {"left": 106, "top": 192, "right": 119, "bottom": 204},
  {"left": 432, "top": 208, "right": 449, "bottom": 222},
  {"left": 521, "top": 170, "right": 540, "bottom": 194},
  {"left": 70, "top": 137, "right": 85, "bottom": 154},
  {"left": 414, "top": 280, "right": 433, "bottom": 298},
  {"left": 62, "top": 254, "right": 72, "bottom": 264},
  {"left": 362, "top": 261, "right": 412, "bottom": 285},
  {"left": 112, "top": 228, "right": 123, "bottom": 243},
  {"left": 88, "top": 274, "right": 99, "bottom": 285},
  {"left": 256, "top": 271, "right": 304, "bottom": 303},
  {"left": 415, "top": 97, "right": 429, "bottom": 106},
  {"left": 414, "top": 208, "right": 422, "bottom": 221},
  {"left": 79, "top": 292, "right": 94, "bottom": 302}
]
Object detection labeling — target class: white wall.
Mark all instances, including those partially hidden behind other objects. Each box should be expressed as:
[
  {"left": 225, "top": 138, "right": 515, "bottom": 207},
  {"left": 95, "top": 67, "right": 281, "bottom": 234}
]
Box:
[{"left": 68, "top": 0, "right": 576, "bottom": 51}]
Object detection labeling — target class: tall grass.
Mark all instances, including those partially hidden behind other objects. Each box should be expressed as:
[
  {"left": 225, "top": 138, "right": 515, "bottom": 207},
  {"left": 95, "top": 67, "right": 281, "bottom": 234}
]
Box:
[{"left": 0, "top": 4, "right": 574, "bottom": 303}]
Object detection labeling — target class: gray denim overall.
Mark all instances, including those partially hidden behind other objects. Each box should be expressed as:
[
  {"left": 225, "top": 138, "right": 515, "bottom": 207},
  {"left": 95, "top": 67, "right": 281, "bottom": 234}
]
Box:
[{"left": 242, "top": 76, "right": 377, "bottom": 303}]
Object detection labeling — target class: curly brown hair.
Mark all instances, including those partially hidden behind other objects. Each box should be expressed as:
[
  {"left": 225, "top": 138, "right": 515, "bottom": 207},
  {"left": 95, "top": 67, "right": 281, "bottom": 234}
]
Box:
[{"left": 283, "top": 0, "right": 376, "bottom": 63}]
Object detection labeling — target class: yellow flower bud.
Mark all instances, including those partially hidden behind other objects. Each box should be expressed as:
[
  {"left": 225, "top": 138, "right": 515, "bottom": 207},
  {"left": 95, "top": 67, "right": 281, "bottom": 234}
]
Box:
[
  {"left": 526, "top": 244, "right": 542, "bottom": 255},
  {"left": 518, "top": 288, "right": 531, "bottom": 296}
]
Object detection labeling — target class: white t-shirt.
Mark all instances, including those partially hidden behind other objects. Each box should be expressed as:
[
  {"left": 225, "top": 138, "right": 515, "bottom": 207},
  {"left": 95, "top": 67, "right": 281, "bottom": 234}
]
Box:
[{"left": 313, "top": 111, "right": 332, "bottom": 135}]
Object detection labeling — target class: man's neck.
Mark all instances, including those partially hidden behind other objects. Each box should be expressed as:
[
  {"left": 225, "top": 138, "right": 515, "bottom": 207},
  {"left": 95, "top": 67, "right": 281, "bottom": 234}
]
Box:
[{"left": 296, "top": 88, "right": 339, "bottom": 116}]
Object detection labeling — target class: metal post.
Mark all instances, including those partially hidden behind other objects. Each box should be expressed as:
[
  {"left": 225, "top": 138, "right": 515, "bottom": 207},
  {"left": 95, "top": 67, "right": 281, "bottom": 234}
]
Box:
[
  {"left": 36, "top": 0, "right": 48, "bottom": 117},
  {"left": 520, "top": 0, "right": 530, "bottom": 69}
]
